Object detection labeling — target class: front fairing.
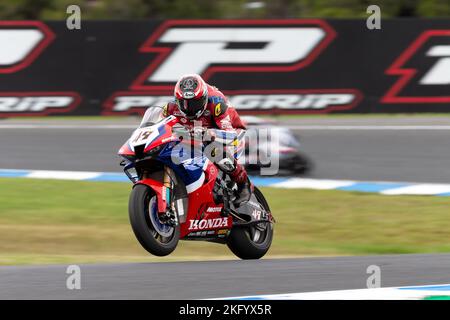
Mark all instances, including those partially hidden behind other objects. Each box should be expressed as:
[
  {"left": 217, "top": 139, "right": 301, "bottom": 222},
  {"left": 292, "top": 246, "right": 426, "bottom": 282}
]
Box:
[
  {"left": 118, "top": 115, "right": 211, "bottom": 188},
  {"left": 156, "top": 137, "right": 210, "bottom": 189},
  {"left": 118, "top": 115, "right": 178, "bottom": 158}
]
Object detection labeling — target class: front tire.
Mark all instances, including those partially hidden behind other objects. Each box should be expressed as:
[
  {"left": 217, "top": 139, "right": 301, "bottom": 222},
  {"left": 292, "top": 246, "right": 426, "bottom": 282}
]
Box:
[
  {"left": 128, "top": 184, "right": 179, "bottom": 256},
  {"left": 227, "top": 187, "right": 274, "bottom": 260}
]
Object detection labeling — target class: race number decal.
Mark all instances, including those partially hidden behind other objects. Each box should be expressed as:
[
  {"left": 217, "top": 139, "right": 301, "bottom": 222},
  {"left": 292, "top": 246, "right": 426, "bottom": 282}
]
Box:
[{"left": 131, "top": 128, "right": 157, "bottom": 146}]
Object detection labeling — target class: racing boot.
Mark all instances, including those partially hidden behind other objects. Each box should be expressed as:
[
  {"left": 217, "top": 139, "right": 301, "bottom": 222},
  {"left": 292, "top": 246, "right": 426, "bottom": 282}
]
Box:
[{"left": 229, "top": 162, "right": 253, "bottom": 206}]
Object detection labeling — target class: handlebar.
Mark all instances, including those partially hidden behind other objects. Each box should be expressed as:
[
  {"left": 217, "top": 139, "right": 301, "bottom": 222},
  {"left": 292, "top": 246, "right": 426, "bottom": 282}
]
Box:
[{"left": 172, "top": 126, "right": 243, "bottom": 146}]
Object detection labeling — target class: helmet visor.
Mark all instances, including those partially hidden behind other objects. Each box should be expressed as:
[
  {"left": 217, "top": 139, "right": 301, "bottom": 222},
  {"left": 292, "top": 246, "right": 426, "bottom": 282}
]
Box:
[{"left": 177, "top": 95, "right": 208, "bottom": 119}]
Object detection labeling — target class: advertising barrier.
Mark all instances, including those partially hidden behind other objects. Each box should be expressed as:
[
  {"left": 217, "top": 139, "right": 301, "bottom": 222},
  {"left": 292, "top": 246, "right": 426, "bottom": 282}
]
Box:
[{"left": 0, "top": 19, "right": 449, "bottom": 117}]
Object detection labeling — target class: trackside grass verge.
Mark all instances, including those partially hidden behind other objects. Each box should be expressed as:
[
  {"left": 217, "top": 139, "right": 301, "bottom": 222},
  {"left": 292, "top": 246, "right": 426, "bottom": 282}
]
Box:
[{"left": 1, "top": 178, "right": 450, "bottom": 265}]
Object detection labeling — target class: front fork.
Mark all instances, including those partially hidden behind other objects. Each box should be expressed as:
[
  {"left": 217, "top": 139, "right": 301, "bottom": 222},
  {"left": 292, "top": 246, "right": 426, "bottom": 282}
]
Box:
[
  {"left": 162, "top": 166, "right": 178, "bottom": 226},
  {"left": 139, "top": 166, "right": 179, "bottom": 227},
  {"left": 163, "top": 165, "right": 172, "bottom": 206}
]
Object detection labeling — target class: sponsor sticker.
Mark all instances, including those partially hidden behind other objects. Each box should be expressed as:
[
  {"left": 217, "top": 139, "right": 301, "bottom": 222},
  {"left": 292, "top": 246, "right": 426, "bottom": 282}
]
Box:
[{"left": 188, "top": 217, "right": 228, "bottom": 231}]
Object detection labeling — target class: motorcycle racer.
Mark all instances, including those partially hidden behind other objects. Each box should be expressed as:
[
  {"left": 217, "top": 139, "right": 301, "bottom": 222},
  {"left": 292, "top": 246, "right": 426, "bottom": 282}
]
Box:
[{"left": 162, "top": 74, "right": 252, "bottom": 206}]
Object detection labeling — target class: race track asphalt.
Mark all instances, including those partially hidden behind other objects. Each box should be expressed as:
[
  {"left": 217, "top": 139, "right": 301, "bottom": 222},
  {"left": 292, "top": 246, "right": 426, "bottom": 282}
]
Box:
[
  {"left": 0, "top": 116, "right": 450, "bottom": 183},
  {"left": 0, "top": 254, "right": 449, "bottom": 299},
  {"left": 1, "top": 116, "right": 449, "bottom": 299}
]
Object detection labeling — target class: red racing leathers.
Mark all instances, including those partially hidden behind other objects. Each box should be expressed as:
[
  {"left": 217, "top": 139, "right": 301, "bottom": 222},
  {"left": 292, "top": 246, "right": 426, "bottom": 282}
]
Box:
[{"left": 163, "top": 84, "right": 250, "bottom": 190}]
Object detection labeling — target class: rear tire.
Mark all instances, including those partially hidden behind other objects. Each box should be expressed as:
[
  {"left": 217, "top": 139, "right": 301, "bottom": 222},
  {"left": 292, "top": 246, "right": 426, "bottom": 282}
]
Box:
[
  {"left": 227, "top": 187, "right": 274, "bottom": 260},
  {"left": 128, "top": 184, "right": 179, "bottom": 256}
]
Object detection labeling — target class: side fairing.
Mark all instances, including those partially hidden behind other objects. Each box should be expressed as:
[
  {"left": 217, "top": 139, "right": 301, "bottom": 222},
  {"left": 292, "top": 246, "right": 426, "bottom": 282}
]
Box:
[{"left": 158, "top": 142, "right": 209, "bottom": 194}]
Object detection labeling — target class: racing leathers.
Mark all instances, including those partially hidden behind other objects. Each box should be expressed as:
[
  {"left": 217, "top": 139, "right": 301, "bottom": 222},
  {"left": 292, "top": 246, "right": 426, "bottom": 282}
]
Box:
[{"left": 163, "top": 84, "right": 252, "bottom": 205}]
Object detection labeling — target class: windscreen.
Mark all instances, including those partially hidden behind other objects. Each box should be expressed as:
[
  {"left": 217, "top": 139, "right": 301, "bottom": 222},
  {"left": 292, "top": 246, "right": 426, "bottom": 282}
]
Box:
[{"left": 139, "top": 106, "right": 165, "bottom": 128}]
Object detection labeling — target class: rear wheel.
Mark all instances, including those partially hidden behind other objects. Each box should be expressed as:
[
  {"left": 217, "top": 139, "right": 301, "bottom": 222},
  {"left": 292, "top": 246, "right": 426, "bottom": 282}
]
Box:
[
  {"left": 227, "top": 187, "right": 274, "bottom": 260},
  {"left": 128, "top": 184, "right": 179, "bottom": 256}
]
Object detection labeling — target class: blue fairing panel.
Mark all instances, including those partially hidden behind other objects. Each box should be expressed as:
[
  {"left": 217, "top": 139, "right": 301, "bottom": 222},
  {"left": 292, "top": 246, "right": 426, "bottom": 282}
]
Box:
[{"left": 158, "top": 143, "right": 207, "bottom": 187}]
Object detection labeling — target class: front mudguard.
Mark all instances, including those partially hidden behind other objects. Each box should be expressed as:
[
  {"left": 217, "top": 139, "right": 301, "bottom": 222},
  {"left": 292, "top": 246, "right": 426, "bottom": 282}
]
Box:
[{"left": 133, "top": 179, "right": 167, "bottom": 213}]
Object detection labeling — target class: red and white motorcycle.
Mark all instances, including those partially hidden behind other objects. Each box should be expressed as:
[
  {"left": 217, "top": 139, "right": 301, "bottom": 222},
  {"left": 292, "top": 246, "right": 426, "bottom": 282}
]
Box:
[{"left": 118, "top": 107, "right": 275, "bottom": 259}]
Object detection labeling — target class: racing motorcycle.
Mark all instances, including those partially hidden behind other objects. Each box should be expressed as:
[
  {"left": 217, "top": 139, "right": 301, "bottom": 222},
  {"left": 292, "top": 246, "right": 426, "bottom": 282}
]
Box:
[
  {"left": 118, "top": 107, "right": 274, "bottom": 260},
  {"left": 240, "top": 116, "right": 312, "bottom": 176}
]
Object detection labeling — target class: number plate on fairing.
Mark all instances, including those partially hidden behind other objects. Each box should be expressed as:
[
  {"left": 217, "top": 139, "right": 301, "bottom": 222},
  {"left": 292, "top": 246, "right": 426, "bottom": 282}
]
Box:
[{"left": 129, "top": 127, "right": 159, "bottom": 149}]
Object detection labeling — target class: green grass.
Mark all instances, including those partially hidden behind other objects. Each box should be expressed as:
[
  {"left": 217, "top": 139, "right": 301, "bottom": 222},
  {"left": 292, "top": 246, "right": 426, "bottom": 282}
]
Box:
[{"left": 1, "top": 178, "right": 450, "bottom": 265}]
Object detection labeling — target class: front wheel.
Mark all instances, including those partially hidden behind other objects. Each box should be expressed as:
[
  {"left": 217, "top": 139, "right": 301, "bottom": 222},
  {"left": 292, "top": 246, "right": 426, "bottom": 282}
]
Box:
[
  {"left": 227, "top": 187, "right": 274, "bottom": 260},
  {"left": 128, "top": 184, "right": 179, "bottom": 256}
]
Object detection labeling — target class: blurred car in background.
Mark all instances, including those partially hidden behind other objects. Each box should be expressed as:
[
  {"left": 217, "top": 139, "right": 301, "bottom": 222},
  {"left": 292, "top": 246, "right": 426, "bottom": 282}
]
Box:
[{"left": 239, "top": 116, "right": 313, "bottom": 176}]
